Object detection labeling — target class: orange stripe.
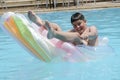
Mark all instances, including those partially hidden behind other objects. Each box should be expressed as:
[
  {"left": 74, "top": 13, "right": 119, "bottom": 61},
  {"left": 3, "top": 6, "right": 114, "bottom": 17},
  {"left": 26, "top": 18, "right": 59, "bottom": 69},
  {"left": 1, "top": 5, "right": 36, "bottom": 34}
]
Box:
[
  {"left": 4, "top": 17, "right": 46, "bottom": 61},
  {"left": 14, "top": 16, "right": 51, "bottom": 61}
]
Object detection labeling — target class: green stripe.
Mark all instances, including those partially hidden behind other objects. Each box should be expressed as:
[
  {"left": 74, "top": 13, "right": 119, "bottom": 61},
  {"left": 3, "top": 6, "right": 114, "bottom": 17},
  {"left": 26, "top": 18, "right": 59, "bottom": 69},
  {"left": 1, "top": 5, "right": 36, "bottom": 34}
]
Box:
[{"left": 13, "top": 15, "right": 52, "bottom": 62}]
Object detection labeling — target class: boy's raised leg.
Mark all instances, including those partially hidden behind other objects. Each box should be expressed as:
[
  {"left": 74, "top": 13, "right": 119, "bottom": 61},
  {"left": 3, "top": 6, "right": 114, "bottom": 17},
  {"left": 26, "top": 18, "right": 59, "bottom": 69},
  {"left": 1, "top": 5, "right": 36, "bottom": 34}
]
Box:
[{"left": 28, "top": 11, "right": 44, "bottom": 27}]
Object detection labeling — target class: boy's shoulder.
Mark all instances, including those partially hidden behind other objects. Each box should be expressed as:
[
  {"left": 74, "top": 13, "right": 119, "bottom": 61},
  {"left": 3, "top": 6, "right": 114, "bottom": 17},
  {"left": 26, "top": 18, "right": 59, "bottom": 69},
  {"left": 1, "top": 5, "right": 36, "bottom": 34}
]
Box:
[
  {"left": 89, "top": 25, "right": 96, "bottom": 28},
  {"left": 89, "top": 26, "right": 97, "bottom": 30}
]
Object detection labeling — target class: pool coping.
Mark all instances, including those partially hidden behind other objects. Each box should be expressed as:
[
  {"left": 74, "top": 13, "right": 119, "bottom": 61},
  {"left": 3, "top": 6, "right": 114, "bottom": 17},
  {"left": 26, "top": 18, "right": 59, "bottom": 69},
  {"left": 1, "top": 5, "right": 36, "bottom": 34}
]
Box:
[{"left": 0, "top": 2, "right": 120, "bottom": 15}]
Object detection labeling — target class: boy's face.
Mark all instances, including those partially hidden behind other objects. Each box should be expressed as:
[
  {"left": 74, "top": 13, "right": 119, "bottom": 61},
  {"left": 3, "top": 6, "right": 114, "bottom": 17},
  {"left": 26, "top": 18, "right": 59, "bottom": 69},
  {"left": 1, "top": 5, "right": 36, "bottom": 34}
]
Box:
[{"left": 72, "top": 19, "right": 86, "bottom": 34}]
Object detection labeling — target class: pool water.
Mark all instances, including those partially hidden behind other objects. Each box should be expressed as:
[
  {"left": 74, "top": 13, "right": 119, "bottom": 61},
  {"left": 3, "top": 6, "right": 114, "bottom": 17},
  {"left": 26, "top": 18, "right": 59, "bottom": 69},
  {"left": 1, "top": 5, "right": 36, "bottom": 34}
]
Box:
[{"left": 0, "top": 8, "right": 120, "bottom": 80}]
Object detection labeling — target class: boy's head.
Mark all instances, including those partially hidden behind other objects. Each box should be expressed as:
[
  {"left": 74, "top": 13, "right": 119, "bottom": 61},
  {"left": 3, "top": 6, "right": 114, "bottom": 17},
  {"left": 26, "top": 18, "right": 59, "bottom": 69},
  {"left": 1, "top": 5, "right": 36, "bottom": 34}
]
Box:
[
  {"left": 71, "top": 12, "right": 87, "bottom": 33},
  {"left": 71, "top": 12, "right": 85, "bottom": 24}
]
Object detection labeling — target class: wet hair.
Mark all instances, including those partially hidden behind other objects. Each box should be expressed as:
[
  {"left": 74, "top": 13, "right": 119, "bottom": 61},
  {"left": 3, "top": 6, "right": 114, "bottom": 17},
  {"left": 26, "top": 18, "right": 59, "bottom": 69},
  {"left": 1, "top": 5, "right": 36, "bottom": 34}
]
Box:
[{"left": 71, "top": 12, "right": 85, "bottom": 23}]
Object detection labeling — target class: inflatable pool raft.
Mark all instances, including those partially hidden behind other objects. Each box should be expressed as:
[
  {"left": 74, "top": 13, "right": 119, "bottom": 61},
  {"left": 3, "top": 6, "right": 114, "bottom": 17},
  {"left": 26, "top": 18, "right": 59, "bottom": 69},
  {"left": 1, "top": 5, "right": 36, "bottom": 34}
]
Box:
[{"left": 0, "top": 12, "right": 113, "bottom": 62}]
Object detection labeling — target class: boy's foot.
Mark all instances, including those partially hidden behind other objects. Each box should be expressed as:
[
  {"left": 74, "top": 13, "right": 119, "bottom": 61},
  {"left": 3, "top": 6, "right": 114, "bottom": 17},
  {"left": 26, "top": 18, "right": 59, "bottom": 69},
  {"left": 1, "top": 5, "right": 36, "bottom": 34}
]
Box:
[
  {"left": 28, "top": 11, "right": 44, "bottom": 26},
  {"left": 45, "top": 21, "right": 54, "bottom": 39}
]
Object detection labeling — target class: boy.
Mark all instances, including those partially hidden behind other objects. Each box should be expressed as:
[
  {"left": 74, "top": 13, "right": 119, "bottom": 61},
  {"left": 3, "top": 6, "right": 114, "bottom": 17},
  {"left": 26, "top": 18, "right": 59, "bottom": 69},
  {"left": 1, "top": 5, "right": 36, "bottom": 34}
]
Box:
[{"left": 28, "top": 11, "right": 98, "bottom": 46}]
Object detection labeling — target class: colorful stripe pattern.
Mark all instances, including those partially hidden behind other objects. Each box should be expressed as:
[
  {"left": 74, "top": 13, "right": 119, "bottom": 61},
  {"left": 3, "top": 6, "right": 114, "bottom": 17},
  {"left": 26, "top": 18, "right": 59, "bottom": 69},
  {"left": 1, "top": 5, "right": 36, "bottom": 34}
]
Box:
[{"left": 2, "top": 13, "right": 52, "bottom": 62}]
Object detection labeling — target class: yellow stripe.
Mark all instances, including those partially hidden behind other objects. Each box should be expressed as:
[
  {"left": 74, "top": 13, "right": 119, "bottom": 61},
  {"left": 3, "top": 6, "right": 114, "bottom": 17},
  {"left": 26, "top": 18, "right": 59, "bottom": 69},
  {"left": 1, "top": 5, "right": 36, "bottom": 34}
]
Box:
[
  {"left": 4, "top": 17, "right": 46, "bottom": 61},
  {"left": 13, "top": 16, "right": 51, "bottom": 61}
]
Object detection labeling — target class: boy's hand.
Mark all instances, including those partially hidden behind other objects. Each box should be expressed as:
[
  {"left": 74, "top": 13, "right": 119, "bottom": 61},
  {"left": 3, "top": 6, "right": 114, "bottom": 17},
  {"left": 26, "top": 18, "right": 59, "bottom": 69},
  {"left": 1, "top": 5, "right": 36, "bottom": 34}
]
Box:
[{"left": 80, "top": 33, "right": 89, "bottom": 40}]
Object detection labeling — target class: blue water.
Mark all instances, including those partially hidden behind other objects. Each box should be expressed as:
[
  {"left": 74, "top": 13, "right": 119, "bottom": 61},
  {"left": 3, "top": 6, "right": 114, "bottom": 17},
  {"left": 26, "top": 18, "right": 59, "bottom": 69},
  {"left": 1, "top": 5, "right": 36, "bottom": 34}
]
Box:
[{"left": 0, "top": 8, "right": 120, "bottom": 80}]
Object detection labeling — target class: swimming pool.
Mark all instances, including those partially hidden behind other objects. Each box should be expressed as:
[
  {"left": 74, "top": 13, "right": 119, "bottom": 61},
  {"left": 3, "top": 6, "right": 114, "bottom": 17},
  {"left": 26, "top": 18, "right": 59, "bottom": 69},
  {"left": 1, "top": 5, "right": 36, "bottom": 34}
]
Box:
[{"left": 0, "top": 8, "right": 120, "bottom": 80}]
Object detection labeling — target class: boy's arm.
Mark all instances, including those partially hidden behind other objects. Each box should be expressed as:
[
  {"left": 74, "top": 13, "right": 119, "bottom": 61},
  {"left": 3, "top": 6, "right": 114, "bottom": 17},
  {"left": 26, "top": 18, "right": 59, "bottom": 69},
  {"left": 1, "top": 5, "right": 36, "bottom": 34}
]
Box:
[
  {"left": 80, "top": 26, "right": 98, "bottom": 40},
  {"left": 88, "top": 26, "right": 98, "bottom": 40}
]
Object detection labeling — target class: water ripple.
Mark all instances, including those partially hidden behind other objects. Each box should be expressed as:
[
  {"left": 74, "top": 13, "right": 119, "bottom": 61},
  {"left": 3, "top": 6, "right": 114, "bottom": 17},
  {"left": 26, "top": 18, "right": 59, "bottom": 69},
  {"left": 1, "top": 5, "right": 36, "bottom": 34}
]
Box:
[{"left": 0, "top": 8, "right": 120, "bottom": 80}]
